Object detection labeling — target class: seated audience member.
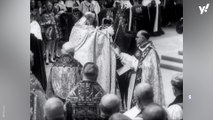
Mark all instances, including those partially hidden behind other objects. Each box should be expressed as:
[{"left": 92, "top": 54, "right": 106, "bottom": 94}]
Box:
[
  {"left": 109, "top": 113, "right": 131, "bottom": 120},
  {"left": 99, "top": 94, "right": 121, "bottom": 120},
  {"left": 46, "top": 44, "right": 82, "bottom": 102},
  {"left": 66, "top": 62, "right": 105, "bottom": 120},
  {"left": 124, "top": 83, "right": 154, "bottom": 119},
  {"left": 44, "top": 97, "right": 66, "bottom": 120},
  {"left": 167, "top": 73, "right": 183, "bottom": 120},
  {"left": 142, "top": 103, "right": 168, "bottom": 120}
]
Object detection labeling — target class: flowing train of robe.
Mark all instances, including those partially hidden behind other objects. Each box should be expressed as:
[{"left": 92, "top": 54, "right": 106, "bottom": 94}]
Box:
[{"left": 66, "top": 17, "right": 116, "bottom": 93}]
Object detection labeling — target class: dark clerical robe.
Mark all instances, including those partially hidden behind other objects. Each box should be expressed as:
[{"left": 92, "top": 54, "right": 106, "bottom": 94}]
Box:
[
  {"left": 30, "top": 34, "right": 47, "bottom": 91},
  {"left": 66, "top": 80, "right": 105, "bottom": 119},
  {"left": 46, "top": 54, "right": 82, "bottom": 102}
]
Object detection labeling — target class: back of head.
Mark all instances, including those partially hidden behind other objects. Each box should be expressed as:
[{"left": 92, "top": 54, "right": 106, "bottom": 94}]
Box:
[
  {"left": 171, "top": 73, "right": 183, "bottom": 93},
  {"left": 61, "top": 42, "right": 75, "bottom": 56},
  {"left": 134, "top": 83, "right": 154, "bottom": 108},
  {"left": 142, "top": 103, "right": 168, "bottom": 120},
  {"left": 109, "top": 113, "right": 131, "bottom": 120},
  {"left": 44, "top": 97, "right": 65, "bottom": 120},
  {"left": 138, "top": 30, "right": 150, "bottom": 40},
  {"left": 100, "top": 94, "right": 121, "bottom": 118},
  {"left": 83, "top": 62, "right": 99, "bottom": 80}
]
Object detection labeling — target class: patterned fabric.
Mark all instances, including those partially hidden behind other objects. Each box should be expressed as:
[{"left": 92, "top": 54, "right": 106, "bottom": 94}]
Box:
[
  {"left": 66, "top": 80, "right": 105, "bottom": 119},
  {"left": 30, "top": 72, "right": 46, "bottom": 120},
  {"left": 137, "top": 42, "right": 165, "bottom": 106},
  {"left": 127, "top": 42, "right": 165, "bottom": 109},
  {"left": 41, "top": 12, "right": 60, "bottom": 41},
  {"left": 46, "top": 55, "right": 82, "bottom": 100},
  {"left": 30, "top": 72, "right": 44, "bottom": 93}
]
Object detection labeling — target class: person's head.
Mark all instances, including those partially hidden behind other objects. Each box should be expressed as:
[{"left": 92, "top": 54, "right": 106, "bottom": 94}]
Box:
[
  {"left": 85, "top": 12, "right": 96, "bottom": 26},
  {"left": 136, "top": 30, "right": 150, "bottom": 46},
  {"left": 109, "top": 113, "right": 131, "bottom": 120},
  {"left": 44, "top": 97, "right": 65, "bottom": 120},
  {"left": 134, "top": 83, "right": 154, "bottom": 109},
  {"left": 61, "top": 43, "right": 75, "bottom": 56},
  {"left": 37, "top": 1, "right": 42, "bottom": 8},
  {"left": 82, "top": 62, "right": 99, "bottom": 80},
  {"left": 31, "top": 0, "right": 36, "bottom": 9},
  {"left": 46, "top": 1, "right": 53, "bottom": 12},
  {"left": 99, "top": 94, "right": 121, "bottom": 119},
  {"left": 171, "top": 73, "right": 183, "bottom": 97},
  {"left": 142, "top": 103, "right": 168, "bottom": 120}
]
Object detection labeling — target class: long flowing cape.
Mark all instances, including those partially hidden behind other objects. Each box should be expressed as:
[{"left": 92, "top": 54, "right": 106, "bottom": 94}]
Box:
[{"left": 66, "top": 17, "right": 116, "bottom": 93}]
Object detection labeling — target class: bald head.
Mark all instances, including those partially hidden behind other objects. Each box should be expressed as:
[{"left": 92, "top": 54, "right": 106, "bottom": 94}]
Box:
[
  {"left": 142, "top": 103, "right": 168, "bottom": 120},
  {"left": 136, "top": 30, "right": 150, "bottom": 46},
  {"left": 44, "top": 97, "right": 65, "bottom": 120},
  {"left": 134, "top": 83, "right": 154, "bottom": 107},
  {"left": 100, "top": 94, "right": 120, "bottom": 118},
  {"left": 83, "top": 62, "right": 99, "bottom": 80},
  {"left": 61, "top": 42, "right": 75, "bottom": 56},
  {"left": 109, "top": 113, "right": 131, "bottom": 120}
]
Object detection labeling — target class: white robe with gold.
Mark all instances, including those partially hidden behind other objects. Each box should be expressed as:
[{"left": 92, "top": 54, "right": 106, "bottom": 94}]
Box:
[{"left": 65, "top": 17, "right": 116, "bottom": 93}]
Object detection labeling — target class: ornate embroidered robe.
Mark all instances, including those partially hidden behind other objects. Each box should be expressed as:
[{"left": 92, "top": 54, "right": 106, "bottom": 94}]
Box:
[
  {"left": 66, "top": 80, "right": 105, "bottom": 119},
  {"left": 118, "top": 42, "right": 165, "bottom": 109},
  {"left": 46, "top": 54, "right": 82, "bottom": 101}
]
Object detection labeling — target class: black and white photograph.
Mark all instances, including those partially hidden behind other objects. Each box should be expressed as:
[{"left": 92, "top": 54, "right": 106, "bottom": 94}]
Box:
[{"left": 30, "top": 0, "right": 183, "bottom": 120}]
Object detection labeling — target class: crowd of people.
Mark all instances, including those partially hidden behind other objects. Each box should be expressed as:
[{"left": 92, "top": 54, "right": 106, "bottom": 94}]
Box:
[{"left": 30, "top": 0, "right": 183, "bottom": 120}]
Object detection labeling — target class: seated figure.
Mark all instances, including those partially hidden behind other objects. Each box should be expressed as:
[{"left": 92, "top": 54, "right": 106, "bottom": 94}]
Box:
[
  {"left": 46, "top": 45, "right": 83, "bottom": 102},
  {"left": 66, "top": 62, "right": 105, "bottom": 120}
]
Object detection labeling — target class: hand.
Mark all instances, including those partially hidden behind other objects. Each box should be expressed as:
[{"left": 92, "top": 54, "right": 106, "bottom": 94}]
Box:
[{"left": 114, "top": 47, "right": 121, "bottom": 55}]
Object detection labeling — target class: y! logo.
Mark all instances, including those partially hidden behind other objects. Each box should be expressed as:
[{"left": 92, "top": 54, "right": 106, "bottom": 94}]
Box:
[{"left": 199, "top": 3, "right": 210, "bottom": 15}]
